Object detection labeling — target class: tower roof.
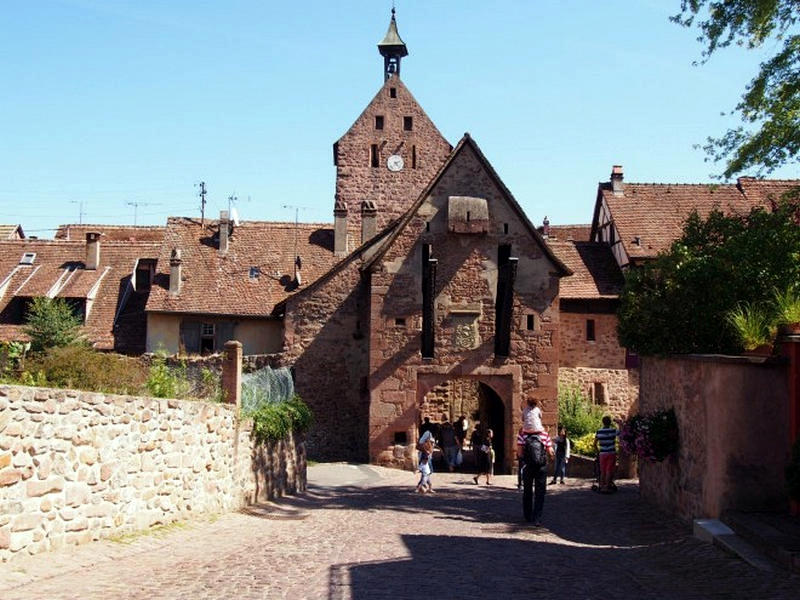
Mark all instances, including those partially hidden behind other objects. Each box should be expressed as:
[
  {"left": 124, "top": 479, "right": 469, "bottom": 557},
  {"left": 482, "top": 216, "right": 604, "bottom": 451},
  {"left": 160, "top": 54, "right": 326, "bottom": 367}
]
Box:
[{"left": 377, "top": 8, "right": 408, "bottom": 57}]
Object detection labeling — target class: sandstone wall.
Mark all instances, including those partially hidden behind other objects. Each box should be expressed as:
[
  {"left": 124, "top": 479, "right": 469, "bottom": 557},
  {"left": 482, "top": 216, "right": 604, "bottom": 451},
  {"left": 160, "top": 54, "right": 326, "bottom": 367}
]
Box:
[
  {"left": 368, "top": 141, "right": 561, "bottom": 473},
  {"left": 560, "top": 312, "right": 625, "bottom": 369},
  {"left": 559, "top": 367, "right": 639, "bottom": 419},
  {"left": 638, "top": 355, "right": 789, "bottom": 521},
  {"left": 0, "top": 385, "right": 305, "bottom": 563}
]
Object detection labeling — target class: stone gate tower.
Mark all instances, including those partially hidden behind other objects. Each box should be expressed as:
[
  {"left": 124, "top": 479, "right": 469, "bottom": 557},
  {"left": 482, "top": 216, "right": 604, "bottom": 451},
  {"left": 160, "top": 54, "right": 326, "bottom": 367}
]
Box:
[{"left": 332, "top": 10, "right": 452, "bottom": 256}]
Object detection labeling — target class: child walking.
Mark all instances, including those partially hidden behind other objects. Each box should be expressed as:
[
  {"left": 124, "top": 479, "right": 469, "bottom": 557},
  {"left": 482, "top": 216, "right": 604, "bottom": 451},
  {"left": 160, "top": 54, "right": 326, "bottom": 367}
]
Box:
[
  {"left": 550, "top": 426, "right": 570, "bottom": 484},
  {"left": 416, "top": 436, "right": 435, "bottom": 493}
]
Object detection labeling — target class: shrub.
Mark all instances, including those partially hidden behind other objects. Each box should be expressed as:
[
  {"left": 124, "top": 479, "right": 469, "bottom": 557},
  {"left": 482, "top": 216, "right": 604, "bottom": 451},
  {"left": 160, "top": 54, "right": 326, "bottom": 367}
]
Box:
[
  {"left": 726, "top": 303, "right": 775, "bottom": 351},
  {"left": 572, "top": 432, "right": 598, "bottom": 458},
  {"left": 22, "top": 345, "right": 148, "bottom": 394},
  {"left": 146, "top": 355, "right": 189, "bottom": 399},
  {"left": 557, "top": 386, "right": 604, "bottom": 438},
  {"left": 24, "top": 297, "right": 83, "bottom": 351},
  {"left": 247, "top": 395, "right": 313, "bottom": 444}
]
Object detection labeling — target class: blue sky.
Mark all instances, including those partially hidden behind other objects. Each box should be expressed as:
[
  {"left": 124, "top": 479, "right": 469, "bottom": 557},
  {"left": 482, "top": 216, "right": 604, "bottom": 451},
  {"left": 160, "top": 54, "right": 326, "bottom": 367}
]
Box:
[{"left": 1, "top": 0, "right": 795, "bottom": 237}]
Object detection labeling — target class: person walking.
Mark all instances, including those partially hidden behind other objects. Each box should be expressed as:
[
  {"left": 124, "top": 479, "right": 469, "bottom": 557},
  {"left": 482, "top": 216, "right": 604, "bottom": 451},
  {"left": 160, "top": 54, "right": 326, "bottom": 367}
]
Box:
[
  {"left": 439, "top": 421, "right": 460, "bottom": 472},
  {"left": 593, "top": 416, "right": 619, "bottom": 493},
  {"left": 518, "top": 428, "right": 553, "bottom": 525},
  {"left": 550, "top": 426, "right": 570, "bottom": 484},
  {"left": 417, "top": 427, "right": 436, "bottom": 493},
  {"left": 473, "top": 428, "right": 494, "bottom": 485}
]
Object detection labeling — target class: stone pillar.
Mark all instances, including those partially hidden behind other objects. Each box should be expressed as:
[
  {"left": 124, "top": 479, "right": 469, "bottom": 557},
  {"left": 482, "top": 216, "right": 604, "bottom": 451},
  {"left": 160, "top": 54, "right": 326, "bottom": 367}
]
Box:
[
  {"left": 334, "top": 199, "right": 348, "bottom": 257},
  {"left": 222, "top": 340, "right": 243, "bottom": 411}
]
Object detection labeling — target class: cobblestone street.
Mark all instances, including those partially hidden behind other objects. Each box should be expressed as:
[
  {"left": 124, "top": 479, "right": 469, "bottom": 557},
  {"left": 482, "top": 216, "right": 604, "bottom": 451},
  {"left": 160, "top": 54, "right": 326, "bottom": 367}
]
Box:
[{"left": 1, "top": 464, "right": 798, "bottom": 599}]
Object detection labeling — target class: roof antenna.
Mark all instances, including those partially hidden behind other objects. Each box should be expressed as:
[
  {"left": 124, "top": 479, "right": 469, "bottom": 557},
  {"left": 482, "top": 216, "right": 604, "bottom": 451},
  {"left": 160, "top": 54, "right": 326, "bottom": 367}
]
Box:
[{"left": 282, "top": 204, "right": 309, "bottom": 283}]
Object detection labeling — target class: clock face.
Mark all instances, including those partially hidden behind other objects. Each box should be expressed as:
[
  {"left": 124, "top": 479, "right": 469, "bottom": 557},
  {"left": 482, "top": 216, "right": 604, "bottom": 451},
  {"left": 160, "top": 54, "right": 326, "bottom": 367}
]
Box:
[{"left": 387, "top": 154, "right": 404, "bottom": 172}]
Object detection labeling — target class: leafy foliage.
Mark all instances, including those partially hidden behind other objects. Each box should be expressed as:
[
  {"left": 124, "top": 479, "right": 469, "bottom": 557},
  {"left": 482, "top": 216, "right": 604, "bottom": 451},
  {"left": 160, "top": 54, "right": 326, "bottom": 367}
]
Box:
[
  {"left": 22, "top": 345, "right": 148, "bottom": 394},
  {"left": 146, "top": 355, "right": 190, "bottom": 398},
  {"left": 0, "top": 341, "right": 29, "bottom": 379},
  {"left": 247, "top": 395, "right": 313, "bottom": 444},
  {"left": 572, "top": 432, "right": 599, "bottom": 458},
  {"left": 23, "top": 297, "right": 83, "bottom": 351},
  {"left": 619, "top": 409, "right": 679, "bottom": 463},
  {"left": 726, "top": 303, "right": 775, "bottom": 350},
  {"left": 557, "top": 386, "right": 604, "bottom": 438},
  {"left": 618, "top": 202, "right": 800, "bottom": 355},
  {"left": 673, "top": 1, "right": 800, "bottom": 176}
]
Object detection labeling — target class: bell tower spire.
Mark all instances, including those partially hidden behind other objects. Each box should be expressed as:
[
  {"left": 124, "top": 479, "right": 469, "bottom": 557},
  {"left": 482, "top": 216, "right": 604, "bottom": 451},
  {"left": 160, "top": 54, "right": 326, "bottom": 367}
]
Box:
[{"left": 377, "top": 7, "right": 408, "bottom": 82}]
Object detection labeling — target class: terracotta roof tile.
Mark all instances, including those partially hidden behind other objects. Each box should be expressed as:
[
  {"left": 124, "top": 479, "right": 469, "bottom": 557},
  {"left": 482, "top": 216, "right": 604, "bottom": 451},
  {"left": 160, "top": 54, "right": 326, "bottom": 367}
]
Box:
[
  {"left": 0, "top": 239, "right": 161, "bottom": 351},
  {"left": 146, "top": 218, "right": 339, "bottom": 316},
  {"left": 548, "top": 240, "right": 623, "bottom": 299},
  {"left": 546, "top": 224, "right": 591, "bottom": 242},
  {"left": 601, "top": 182, "right": 764, "bottom": 260},
  {"left": 737, "top": 178, "right": 800, "bottom": 207},
  {"left": 54, "top": 224, "right": 165, "bottom": 242}
]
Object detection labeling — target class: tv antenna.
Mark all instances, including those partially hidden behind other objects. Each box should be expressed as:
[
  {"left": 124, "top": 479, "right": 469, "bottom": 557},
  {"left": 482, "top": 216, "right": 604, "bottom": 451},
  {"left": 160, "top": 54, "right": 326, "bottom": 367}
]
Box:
[
  {"left": 196, "top": 181, "right": 207, "bottom": 225},
  {"left": 70, "top": 200, "right": 86, "bottom": 224},
  {"left": 126, "top": 201, "right": 160, "bottom": 226},
  {"left": 282, "top": 204, "right": 310, "bottom": 281}
]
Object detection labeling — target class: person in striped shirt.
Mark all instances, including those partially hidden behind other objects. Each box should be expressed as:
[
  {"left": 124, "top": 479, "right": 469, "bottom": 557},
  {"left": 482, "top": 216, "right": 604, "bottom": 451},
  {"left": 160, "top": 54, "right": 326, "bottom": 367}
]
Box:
[
  {"left": 594, "top": 416, "right": 619, "bottom": 493},
  {"left": 517, "top": 428, "right": 554, "bottom": 525}
]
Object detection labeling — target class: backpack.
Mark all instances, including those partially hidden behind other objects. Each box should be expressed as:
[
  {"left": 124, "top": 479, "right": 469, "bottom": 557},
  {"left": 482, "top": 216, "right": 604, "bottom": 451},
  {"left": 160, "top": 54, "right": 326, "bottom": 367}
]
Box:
[{"left": 523, "top": 434, "right": 547, "bottom": 467}]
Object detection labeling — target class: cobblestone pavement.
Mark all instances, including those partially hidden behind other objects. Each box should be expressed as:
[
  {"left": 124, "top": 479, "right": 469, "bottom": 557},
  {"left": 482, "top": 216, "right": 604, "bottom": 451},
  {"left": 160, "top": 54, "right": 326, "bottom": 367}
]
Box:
[{"left": 1, "top": 465, "right": 799, "bottom": 599}]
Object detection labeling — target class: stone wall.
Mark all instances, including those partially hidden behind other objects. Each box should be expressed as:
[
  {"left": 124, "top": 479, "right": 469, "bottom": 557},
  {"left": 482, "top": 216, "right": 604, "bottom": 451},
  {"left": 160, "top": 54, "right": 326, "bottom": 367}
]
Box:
[
  {"left": 560, "top": 312, "right": 625, "bottom": 369},
  {"left": 638, "top": 355, "right": 789, "bottom": 521},
  {"left": 558, "top": 367, "right": 639, "bottom": 420},
  {"left": 0, "top": 385, "right": 305, "bottom": 563}
]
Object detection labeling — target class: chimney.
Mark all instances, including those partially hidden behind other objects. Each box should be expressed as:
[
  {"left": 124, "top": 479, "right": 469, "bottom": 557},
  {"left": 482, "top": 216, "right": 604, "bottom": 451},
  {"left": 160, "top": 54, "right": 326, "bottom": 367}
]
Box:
[
  {"left": 219, "top": 210, "right": 230, "bottom": 254},
  {"left": 169, "top": 248, "right": 182, "bottom": 295},
  {"left": 611, "top": 165, "right": 624, "bottom": 195},
  {"left": 361, "top": 199, "right": 377, "bottom": 244},
  {"left": 85, "top": 232, "right": 101, "bottom": 270},
  {"left": 541, "top": 216, "right": 550, "bottom": 239},
  {"left": 334, "top": 199, "right": 348, "bottom": 256}
]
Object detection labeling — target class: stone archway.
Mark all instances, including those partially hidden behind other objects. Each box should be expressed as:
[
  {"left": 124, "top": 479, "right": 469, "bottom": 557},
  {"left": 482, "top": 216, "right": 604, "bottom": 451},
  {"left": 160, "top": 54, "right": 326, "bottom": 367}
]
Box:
[{"left": 415, "top": 366, "right": 520, "bottom": 474}]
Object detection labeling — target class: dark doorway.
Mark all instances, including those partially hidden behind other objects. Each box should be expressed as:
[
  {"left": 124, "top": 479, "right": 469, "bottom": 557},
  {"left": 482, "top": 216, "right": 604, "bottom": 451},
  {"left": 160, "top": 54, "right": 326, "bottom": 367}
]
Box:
[{"left": 477, "top": 383, "right": 506, "bottom": 473}]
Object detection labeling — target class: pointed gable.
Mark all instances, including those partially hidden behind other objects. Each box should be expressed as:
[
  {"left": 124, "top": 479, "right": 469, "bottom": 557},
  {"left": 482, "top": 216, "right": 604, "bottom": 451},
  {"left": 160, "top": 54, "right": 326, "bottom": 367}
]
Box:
[
  {"left": 365, "top": 134, "right": 570, "bottom": 277},
  {"left": 333, "top": 77, "right": 452, "bottom": 243}
]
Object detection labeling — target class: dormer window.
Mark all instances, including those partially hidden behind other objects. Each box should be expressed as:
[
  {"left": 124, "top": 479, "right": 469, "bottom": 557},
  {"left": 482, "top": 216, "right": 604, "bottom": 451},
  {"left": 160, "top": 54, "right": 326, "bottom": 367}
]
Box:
[
  {"left": 19, "top": 252, "right": 35, "bottom": 265},
  {"left": 249, "top": 266, "right": 260, "bottom": 280}
]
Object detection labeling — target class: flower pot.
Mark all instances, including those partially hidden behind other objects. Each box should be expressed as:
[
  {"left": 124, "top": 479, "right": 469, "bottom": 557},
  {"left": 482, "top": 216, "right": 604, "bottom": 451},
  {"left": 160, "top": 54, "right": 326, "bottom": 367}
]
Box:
[
  {"left": 743, "top": 343, "right": 773, "bottom": 357},
  {"left": 778, "top": 322, "right": 800, "bottom": 337}
]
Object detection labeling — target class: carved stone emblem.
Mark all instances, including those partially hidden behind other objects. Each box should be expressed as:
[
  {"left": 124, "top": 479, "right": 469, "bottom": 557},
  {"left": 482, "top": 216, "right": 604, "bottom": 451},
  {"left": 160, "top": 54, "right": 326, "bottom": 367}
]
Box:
[{"left": 451, "top": 313, "right": 479, "bottom": 350}]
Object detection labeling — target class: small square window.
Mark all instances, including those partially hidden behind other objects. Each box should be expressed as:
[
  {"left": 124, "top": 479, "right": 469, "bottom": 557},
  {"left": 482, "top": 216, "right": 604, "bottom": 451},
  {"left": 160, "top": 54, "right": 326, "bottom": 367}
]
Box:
[
  {"left": 394, "top": 431, "right": 407, "bottom": 444},
  {"left": 403, "top": 116, "right": 413, "bottom": 131},
  {"left": 389, "top": 87, "right": 397, "bottom": 98},
  {"left": 201, "top": 323, "right": 215, "bottom": 337},
  {"left": 249, "top": 266, "right": 260, "bottom": 279},
  {"left": 395, "top": 317, "right": 406, "bottom": 327},
  {"left": 19, "top": 252, "right": 36, "bottom": 265},
  {"left": 526, "top": 314, "right": 535, "bottom": 330},
  {"left": 375, "top": 115, "right": 384, "bottom": 130},
  {"left": 586, "top": 319, "right": 596, "bottom": 341},
  {"left": 503, "top": 223, "right": 509, "bottom": 234}
]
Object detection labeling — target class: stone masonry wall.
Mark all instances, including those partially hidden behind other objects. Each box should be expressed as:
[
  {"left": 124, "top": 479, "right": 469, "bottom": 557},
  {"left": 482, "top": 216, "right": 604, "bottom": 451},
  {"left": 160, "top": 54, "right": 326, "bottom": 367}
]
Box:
[
  {"left": 559, "top": 367, "right": 639, "bottom": 420},
  {"left": 335, "top": 77, "right": 452, "bottom": 245},
  {"left": 560, "top": 312, "right": 625, "bottom": 369},
  {"left": 369, "top": 141, "right": 561, "bottom": 473},
  {"left": 0, "top": 385, "right": 305, "bottom": 563},
  {"left": 282, "top": 261, "right": 370, "bottom": 462},
  {"left": 638, "top": 355, "right": 789, "bottom": 521}
]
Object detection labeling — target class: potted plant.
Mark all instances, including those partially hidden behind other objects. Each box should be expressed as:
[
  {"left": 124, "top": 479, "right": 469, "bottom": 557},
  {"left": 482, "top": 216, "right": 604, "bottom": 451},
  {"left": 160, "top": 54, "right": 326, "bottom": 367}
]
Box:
[
  {"left": 726, "top": 303, "right": 776, "bottom": 356},
  {"left": 773, "top": 286, "right": 800, "bottom": 336}
]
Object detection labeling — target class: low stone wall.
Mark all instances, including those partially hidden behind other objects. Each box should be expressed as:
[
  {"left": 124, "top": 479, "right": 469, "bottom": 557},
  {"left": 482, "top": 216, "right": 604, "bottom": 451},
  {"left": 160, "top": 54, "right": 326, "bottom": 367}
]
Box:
[
  {"left": 0, "top": 384, "right": 305, "bottom": 563},
  {"left": 638, "top": 355, "right": 789, "bottom": 522},
  {"left": 558, "top": 367, "right": 639, "bottom": 420}
]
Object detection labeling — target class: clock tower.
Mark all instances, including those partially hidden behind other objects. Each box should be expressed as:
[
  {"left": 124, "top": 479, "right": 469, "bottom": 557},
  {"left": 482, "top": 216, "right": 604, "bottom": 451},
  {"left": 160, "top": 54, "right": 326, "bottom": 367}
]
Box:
[{"left": 332, "top": 9, "right": 452, "bottom": 255}]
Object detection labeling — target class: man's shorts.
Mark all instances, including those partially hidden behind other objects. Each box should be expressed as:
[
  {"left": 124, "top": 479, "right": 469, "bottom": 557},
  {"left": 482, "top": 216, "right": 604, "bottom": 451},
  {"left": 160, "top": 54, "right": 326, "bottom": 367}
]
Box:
[{"left": 599, "top": 452, "right": 616, "bottom": 475}]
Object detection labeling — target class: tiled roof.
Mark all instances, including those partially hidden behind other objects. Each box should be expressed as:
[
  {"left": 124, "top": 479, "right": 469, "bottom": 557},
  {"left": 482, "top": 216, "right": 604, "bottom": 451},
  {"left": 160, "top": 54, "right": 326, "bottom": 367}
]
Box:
[
  {"left": 55, "top": 224, "right": 165, "bottom": 242},
  {"left": 546, "top": 224, "right": 591, "bottom": 242},
  {"left": 548, "top": 241, "right": 623, "bottom": 299},
  {"left": 0, "top": 225, "right": 23, "bottom": 240},
  {"left": 0, "top": 238, "right": 161, "bottom": 351},
  {"left": 146, "top": 218, "right": 339, "bottom": 316},
  {"left": 737, "top": 178, "right": 800, "bottom": 207},
  {"left": 600, "top": 182, "right": 765, "bottom": 261}
]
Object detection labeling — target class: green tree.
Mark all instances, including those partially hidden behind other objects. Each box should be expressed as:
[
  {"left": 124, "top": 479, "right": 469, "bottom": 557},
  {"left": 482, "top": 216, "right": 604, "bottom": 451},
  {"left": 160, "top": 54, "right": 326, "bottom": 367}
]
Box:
[
  {"left": 618, "top": 200, "right": 800, "bottom": 355},
  {"left": 557, "top": 386, "right": 603, "bottom": 438},
  {"left": 674, "top": 1, "right": 800, "bottom": 176},
  {"left": 23, "top": 297, "right": 83, "bottom": 352}
]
